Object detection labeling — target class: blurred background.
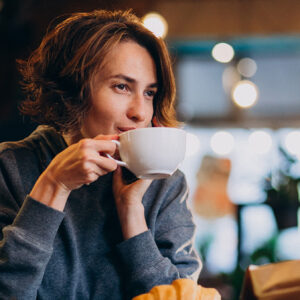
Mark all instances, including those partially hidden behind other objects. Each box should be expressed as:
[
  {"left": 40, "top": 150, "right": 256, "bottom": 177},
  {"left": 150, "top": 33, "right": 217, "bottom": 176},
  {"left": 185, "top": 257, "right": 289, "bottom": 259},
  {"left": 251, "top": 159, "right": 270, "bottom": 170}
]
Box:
[{"left": 1, "top": 0, "right": 300, "bottom": 299}]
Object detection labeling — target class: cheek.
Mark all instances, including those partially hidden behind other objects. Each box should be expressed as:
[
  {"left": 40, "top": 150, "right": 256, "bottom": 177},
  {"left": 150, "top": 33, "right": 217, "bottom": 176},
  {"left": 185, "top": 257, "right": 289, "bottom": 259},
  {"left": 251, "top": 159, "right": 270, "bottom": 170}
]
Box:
[
  {"left": 148, "top": 103, "right": 155, "bottom": 120},
  {"left": 89, "top": 107, "right": 118, "bottom": 129},
  {"left": 90, "top": 90, "right": 118, "bottom": 118}
]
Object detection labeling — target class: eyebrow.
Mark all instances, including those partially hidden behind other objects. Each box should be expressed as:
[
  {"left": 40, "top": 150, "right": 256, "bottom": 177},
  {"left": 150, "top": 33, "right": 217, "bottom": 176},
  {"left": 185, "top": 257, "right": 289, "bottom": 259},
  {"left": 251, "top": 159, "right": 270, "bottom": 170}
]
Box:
[{"left": 109, "top": 74, "right": 158, "bottom": 88}]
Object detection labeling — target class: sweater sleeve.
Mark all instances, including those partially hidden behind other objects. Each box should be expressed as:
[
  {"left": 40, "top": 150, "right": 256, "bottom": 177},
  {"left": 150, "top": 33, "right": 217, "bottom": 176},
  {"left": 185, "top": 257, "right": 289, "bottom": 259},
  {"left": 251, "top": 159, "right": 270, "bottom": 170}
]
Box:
[
  {"left": 0, "top": 196, "right": 65, "bottom": 299},
  {"left": 116, "top": 172, "right": 201, "bottom": 299},
  {"left": 0, "top": 149, "right": 65, "bottom": 299}
]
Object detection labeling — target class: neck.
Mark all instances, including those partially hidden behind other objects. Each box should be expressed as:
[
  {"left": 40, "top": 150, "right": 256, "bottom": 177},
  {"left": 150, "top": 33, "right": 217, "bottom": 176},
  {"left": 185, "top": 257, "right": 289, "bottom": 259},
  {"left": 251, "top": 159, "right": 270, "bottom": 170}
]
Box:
[{"left": 62, "top": 131, "right": 83, "bottom": 146}]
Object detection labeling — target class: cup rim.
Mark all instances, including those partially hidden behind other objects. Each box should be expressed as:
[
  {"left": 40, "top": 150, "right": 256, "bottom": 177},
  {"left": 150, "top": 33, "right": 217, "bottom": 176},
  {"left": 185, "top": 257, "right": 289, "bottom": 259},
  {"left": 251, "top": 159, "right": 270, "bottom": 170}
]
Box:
[{"left": 119, "top": 126, "right": 186, "bottom": 137}]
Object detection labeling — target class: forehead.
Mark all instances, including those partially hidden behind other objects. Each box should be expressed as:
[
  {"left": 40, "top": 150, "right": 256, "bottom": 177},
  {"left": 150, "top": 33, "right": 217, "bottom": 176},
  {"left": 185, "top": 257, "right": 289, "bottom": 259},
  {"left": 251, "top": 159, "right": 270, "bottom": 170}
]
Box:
[{"left": 98, "top": 40, "right": 157, "bottom": 82}]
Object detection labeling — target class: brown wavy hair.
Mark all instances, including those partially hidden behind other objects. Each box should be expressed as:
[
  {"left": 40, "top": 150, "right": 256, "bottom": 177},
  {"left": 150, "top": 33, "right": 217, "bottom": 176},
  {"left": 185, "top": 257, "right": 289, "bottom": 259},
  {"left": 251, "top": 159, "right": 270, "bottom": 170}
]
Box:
[{"left": 18, "top": 9, "right": 178, "bottom": 134}]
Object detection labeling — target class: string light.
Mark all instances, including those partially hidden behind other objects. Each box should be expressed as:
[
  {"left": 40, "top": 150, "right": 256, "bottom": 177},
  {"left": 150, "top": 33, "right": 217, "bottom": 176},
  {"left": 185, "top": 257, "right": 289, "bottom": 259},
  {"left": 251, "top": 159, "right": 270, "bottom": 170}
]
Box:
[
  {"left": 212, "top": 43, "right": 235, "bottom": 63},
  {"left": 237, "top": 58, "right": 257, "bottom": 78},
  {"left": 210, "top": 131, "right": 235, "bottom": 156},
  {"left": 232, "top": 80, "right": 259, "bottom": 108},
  {"left": 248, "top": 131, "right": 272, "bottom": 155},
  {"left": 142, "top": 12, "right": 168, "bottom": 39},
  {"left": 284, "top": 130, "right": 300, "bottom": 157}
]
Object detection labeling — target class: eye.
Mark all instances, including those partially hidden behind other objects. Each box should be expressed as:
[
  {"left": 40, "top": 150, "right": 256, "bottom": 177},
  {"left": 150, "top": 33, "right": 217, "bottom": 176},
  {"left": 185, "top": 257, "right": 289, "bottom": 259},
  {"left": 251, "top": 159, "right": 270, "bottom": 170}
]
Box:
[
  {"left": 113, "top": 83, "right": 129, "bottom": 93},
  {"left": 145, "top": 90, "right": 157, "bottom": 99}
]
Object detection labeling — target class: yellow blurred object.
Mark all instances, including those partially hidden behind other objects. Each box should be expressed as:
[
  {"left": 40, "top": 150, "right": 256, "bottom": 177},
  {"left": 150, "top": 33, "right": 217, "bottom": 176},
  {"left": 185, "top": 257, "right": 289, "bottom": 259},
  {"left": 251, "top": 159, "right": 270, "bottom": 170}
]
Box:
[
  {"left": 240, "top": 260, "right": 300, "bottom": 300},
  {"left": 132, "top": 278, "right": 221, "bottom": 300},
  {"left": 193, "top": 155, "right": 235, "bottom": 219}
]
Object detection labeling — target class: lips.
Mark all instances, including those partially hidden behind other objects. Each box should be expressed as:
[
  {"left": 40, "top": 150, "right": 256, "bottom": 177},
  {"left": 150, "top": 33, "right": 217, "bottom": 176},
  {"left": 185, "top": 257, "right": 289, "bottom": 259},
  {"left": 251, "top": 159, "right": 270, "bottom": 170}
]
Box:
[{"left": 117, "top": 127, "right": 136, "bottom": 133}]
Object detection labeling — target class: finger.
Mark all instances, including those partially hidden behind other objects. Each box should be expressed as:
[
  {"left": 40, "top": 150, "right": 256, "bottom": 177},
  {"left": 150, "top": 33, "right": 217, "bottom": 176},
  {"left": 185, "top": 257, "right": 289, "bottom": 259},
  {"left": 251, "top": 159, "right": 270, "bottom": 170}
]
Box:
[
  {"left": 79, "top": 159, "right": 117, "bottom": 185},
  {"left": 83, "top": 150, "right": 118, "bottom": 172},
  {"left": 96, "top": 140, "right": 117, "bottom": 156},
  {"left": 95, "top": 155, "right": 118, "bottom": 172},
  {"left": 93, "top": 134, "right": 119, "bottom": 141},
  {"left": 78, "top": 138, "right": 117, "bottom": 155},
  {"left": 84, "top": 169, "right": 100, "bottom": 184},
  {"left": 87, "top": 163, "right": 114, "bottom": 179},
  {"left": 113, "top": 166, "right": 152, "bottom": 192},
  {"left": 72, "top": 150, "right": 117, "bottom": 176},
  {"left": 93, "top": 135, "right": 119, "bottom": 156}
]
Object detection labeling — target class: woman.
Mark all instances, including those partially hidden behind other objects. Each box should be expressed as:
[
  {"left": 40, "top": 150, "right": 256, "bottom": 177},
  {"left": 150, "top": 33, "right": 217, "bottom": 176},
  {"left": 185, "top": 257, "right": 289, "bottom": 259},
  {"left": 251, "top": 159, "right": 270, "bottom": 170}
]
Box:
[{"left": 0, "top": 10, "right": 201, "bottom": 299}]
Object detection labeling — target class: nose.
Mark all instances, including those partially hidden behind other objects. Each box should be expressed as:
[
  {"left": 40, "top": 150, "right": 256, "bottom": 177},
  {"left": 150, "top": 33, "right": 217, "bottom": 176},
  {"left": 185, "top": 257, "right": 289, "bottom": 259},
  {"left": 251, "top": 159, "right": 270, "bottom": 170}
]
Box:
[{"left": 126, "top": 93, "right": 147, "bottom": 123}]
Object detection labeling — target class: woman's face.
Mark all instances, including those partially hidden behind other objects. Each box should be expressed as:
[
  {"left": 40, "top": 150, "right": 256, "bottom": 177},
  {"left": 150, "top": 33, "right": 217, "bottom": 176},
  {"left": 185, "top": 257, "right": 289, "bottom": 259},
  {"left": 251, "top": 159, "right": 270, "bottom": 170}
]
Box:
[{"left": 80, "top": 40, "right": 157, "bottom": 138}]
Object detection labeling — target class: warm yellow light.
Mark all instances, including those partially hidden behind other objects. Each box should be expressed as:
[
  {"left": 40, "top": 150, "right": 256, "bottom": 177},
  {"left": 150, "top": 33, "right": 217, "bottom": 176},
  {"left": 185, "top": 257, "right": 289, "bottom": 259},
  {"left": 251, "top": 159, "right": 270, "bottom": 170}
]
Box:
[
  {"left": 237, "top": 58, "right": 257, "bottom": 78},
  {"left": 211, "top": 43, "right": 235, "bottom": 63},
  {"left": 232, "top": 80, "right": 258, "bottom": 108},
  {"left": 210, "top": 131, "right": 235, "bottom": 156},
  {"left": 185, "top": 133, "right": 201, "bottom": 157},
  {"left": 142, "top": 12, "right": 168, "bottom": 39},
  {"left": 248, "top": 130, "right": 273, "bottom": 155},
  {"left": 284, "top": 131, "right": 300, "bottom": 156}
]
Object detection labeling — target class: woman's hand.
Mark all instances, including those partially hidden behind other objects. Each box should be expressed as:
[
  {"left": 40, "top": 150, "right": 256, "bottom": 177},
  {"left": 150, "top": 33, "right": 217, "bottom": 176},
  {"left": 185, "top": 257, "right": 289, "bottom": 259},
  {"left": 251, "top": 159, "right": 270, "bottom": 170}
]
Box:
[
  {"left": 113, "top": 167, "right": 152, "bottom": 240},
  {"left": 46, "top": 134, "right": 118, "bottom": 191},
  {"left": 30, "top": 134, "right": 118, "bottom": 211}
]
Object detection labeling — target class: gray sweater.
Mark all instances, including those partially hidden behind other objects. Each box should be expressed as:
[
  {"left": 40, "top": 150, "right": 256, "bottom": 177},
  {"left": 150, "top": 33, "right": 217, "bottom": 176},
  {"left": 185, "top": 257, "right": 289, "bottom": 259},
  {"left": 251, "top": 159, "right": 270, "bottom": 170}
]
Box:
[{"left": 0, "top": 126, "right": 201, "bottom": 299}]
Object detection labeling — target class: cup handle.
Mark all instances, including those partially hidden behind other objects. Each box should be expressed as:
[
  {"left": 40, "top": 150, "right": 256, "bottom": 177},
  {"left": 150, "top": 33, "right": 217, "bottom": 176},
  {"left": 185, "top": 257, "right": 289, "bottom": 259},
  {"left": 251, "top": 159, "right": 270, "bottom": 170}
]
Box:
[{"left": 106, "top": 140, "right": 127, "bottom": 167}]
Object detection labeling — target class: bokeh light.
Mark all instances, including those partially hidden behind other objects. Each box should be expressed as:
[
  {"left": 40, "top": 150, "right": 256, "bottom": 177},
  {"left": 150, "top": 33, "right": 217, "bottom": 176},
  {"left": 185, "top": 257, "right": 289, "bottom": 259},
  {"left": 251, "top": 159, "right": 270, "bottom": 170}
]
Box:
[
  {"left": 211, "top": 43, "right": 235, "bottom": 63},
  {"left": 284, "top": 130, "right": 300, "bottom": 156},
  {"left": 237, "top": 58, "right": 257, "bottom": 78},
  {"left": 232, "top": 80, "right": 259, "bottom": 108},
  {"left": 210, "top": 131, "right": 235, "bottom": 155},
  {"left": 248, "top": 130, "right": 273, "bottom": 155},
  {"left": 142, "top": 12, "right": 168, "bottom": 39}
]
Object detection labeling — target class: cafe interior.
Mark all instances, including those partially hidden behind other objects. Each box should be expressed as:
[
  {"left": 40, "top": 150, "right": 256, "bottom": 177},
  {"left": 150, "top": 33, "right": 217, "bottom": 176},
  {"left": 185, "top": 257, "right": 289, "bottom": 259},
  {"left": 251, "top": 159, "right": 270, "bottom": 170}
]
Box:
[{"left": 1, "top": 0, "right": 300, "bottom": 299}]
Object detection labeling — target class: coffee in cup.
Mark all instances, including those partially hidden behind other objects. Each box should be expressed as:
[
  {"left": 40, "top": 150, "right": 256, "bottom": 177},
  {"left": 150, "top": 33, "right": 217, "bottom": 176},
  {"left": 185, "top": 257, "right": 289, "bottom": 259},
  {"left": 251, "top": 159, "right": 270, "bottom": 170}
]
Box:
[{"left": 107, "top": 127, "right": 186, "bottom": 179}]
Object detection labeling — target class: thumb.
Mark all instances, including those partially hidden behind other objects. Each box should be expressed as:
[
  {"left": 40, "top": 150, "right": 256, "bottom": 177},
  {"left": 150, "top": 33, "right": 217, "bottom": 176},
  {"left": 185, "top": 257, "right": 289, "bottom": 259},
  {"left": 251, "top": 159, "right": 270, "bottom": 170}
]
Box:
[
  {"left": 112, "top": 166, "right": 123, "bottom": 191},
  {"left": 131, "top": 178, "right": 152, "bottom": 194},
  {"left": 113, "top": 167, "right": 152, "bottom": 200}
]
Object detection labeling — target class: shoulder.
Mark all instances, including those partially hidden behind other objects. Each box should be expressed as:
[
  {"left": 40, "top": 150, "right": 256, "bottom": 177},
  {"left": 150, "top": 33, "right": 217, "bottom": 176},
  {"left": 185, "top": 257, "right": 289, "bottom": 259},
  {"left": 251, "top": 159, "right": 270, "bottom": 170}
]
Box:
[
  {"left": 0, "top": 126, "right": 66, "bottom": 165},
  {"left": 0, "top": 126, "right": 66, "bottom": 199},
  {"left": 143, "top": 169, "right": 189, "bottom": 213},
  {"left": 0, "top": 137, "right": 35, "bottom": 165},
  {"left": 0, "top": 126, "right": 64, "bottom": 152},
  {"left": 149, "top": 169, "right": 187, "bottom": 199},
  {"left": 165, "top": 169, "right": 187, "bottom": 189},
  {"left": 144, "top": 169, "right": 195, "bottom": 236}
]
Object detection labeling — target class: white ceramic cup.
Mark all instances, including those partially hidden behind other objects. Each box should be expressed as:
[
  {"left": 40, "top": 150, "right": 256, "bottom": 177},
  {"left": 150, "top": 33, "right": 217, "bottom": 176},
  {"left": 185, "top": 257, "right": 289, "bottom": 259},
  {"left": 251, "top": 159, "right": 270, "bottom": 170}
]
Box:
[{"left": 108, "top": 127, "right": 186, "bottom": 179}]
